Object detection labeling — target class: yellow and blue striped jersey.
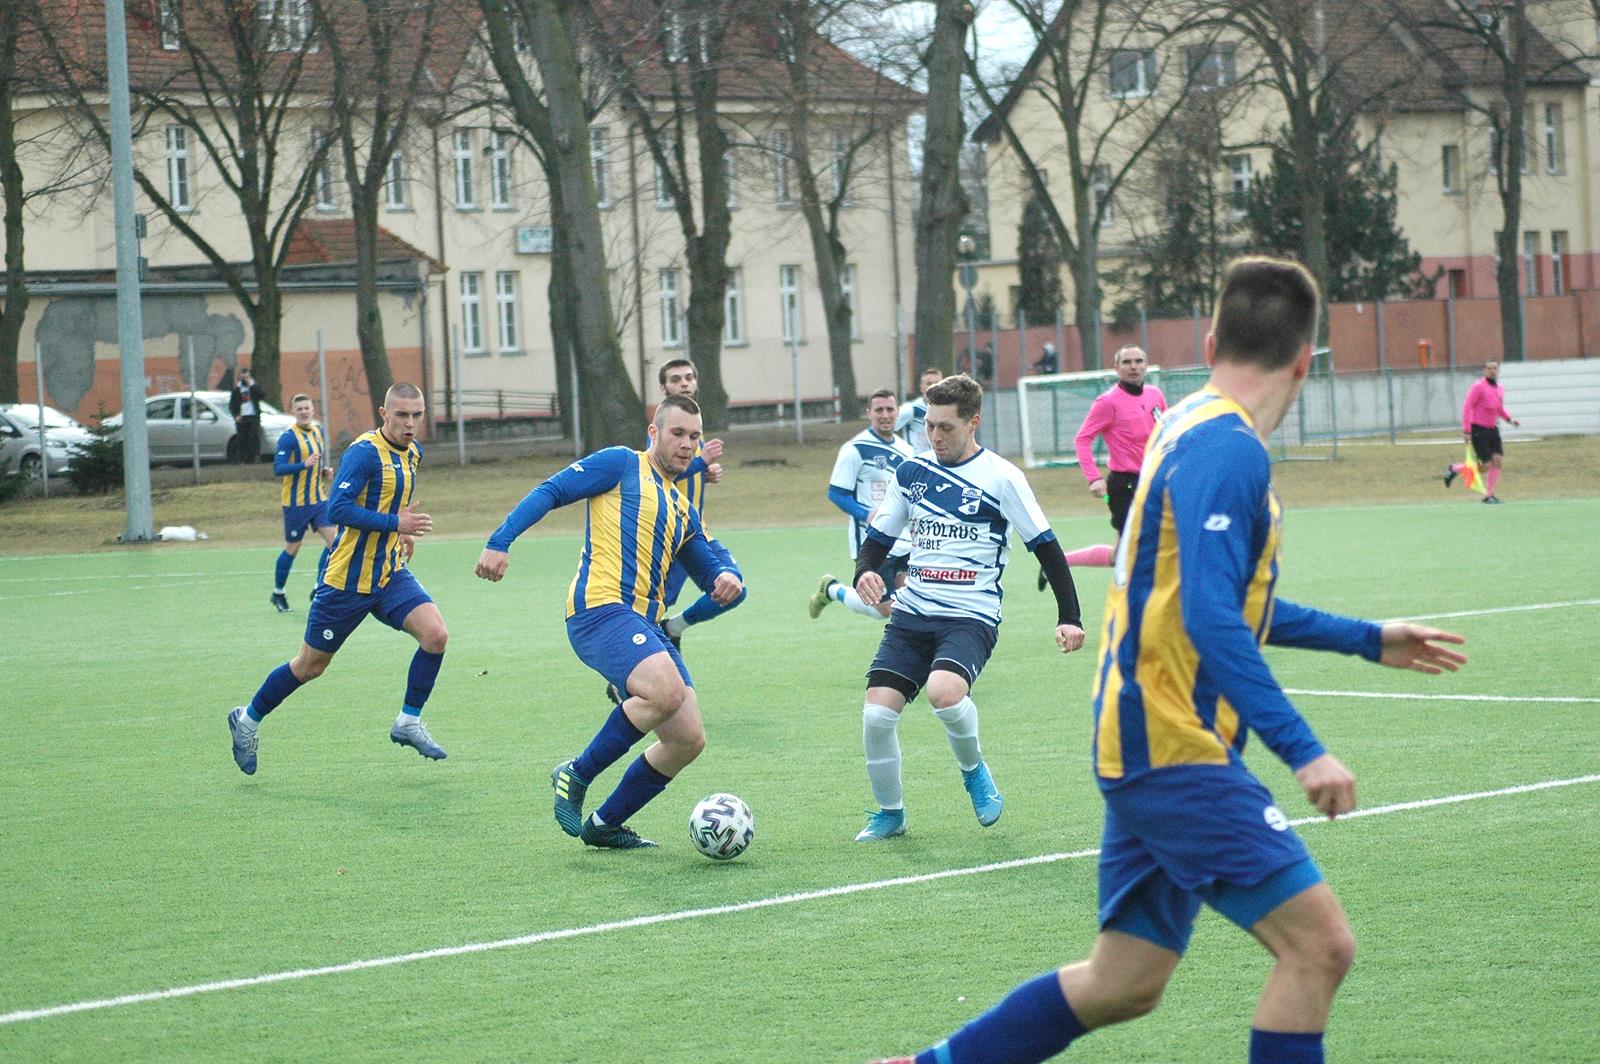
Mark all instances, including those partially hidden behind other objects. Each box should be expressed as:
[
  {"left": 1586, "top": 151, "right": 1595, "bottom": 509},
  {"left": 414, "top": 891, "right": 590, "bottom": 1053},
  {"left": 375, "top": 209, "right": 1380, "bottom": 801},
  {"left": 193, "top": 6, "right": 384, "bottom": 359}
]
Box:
[
  {"left": 1092, "top": 386, "right": 1380, "bottom": 782},
  {"left": 321, "top": 429, "right": 422, "bottom": 594},
  {"left": 486, "top": 446, "right": 734, "bottom": 623},
  {"left": 275, "top": 423, "right": 328, "bottom": 507}
]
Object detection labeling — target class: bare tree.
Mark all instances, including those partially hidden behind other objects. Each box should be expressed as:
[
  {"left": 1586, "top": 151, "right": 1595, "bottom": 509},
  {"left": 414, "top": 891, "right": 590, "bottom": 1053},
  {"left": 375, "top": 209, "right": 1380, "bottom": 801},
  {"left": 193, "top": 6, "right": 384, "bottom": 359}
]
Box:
[
  {"left": 581, "top": 0, "right": 738, "bottom": 427},
  {"left": 37, "top": 0, "right": 335, "bottom": 401},
  {"left": 913, "top": 0, "right": 972, "bottom": 376},
  {"left": 310, "top": 0, "right": 458, "bottom": 422}
]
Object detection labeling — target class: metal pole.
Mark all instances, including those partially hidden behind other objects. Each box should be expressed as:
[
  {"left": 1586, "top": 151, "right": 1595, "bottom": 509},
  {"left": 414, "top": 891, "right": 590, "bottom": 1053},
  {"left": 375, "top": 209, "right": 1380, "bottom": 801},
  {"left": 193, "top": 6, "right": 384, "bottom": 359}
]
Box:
[
  {"left": 965, "top": 297, "right": 977, "bottom": 381},
  {"left": 452, "top": 324, "right": 467, "bottom": 465},
  {"left": 315, "top": 329, "right": 331, "bottom": 452},
  {"left": 790, "top": 337, "right": 804, "bottom": 444},
  {"left": 894, "top": 304, "right": 907, "bottom": 397},
  {"left": 1445, "top": 287, "right": 1457, "bottom": 369},
  {"left": 1054, "top": 308, "right": 1065, "bottom": 372},
  {"left": 1375, "top": 299, "right": 1387, "bottom": 371},
  {"left": 104, "top": 0, "right": 153, "bottom": 542},
  {"left": 1192, "top": 301, "right": 1203, "bottom": 363},
  {"left": 989, "top": 309, "right": 1002, "bottom": 452},
  {"left": 1018, "top": 307, "right": 1028, "bottom": 375},
  {"left": 1139, "top": 306, "right": 1150, "bottom": 357},
  {"left": 35, "top": 345, "right": 49, "bottom": 498},
  {"left": 188, "top": 336, "right": 200, "bottom": 485},
  {"left": 568, "top": 341, "right": 582, "bottom": 459}
]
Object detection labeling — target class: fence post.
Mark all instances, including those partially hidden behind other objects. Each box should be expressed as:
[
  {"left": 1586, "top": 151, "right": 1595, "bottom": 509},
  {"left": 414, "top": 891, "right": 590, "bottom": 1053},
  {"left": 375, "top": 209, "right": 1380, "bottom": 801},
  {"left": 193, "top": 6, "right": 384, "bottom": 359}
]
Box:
[
  {"left": 1375, "top": 299, "right": 1387, "bottom": 371},
  {"left": 316, "top": 329, "right": 331, "bottom": 454},
  {"left": 1386, "top": 368, "right": 1397, "bottom": 445},
  {"left": 1139, "top": 305, "right": 1149, "bottom": 356},
  {"left": 1445, "top": 287, "right": 1457, "bottom": 369},
  {"left": 35, "top": 342, "right": 49, "bottom": 499},
  {"left": 188, "top": 335, "right": 200, "bottom": 486},
  {"left": 1018, "top": 307, "right": 1028, "bottom": 377},
  {"left": 1054, "top": 309, "right": 1065, "bottom": 371},
  {"left": 452, "top": 324, "right": 466, "bottom": 465},
  {"left": 790, "top": 337, "right": 804, "bottom": 444},
  {"left": 1191, "top": 302, "right": 1203, "bottom": 363}
]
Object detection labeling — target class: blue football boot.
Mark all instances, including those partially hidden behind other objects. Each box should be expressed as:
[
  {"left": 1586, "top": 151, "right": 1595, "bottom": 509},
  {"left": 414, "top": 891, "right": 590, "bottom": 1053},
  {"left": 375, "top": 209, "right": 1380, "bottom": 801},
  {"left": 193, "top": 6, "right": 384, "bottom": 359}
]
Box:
[
  {"left": 962, "top": 761, "right": 1003, "bottom": 827},
  {"left": 580, "top": 814, "right": 657, "bottom": 849},
  {"left": 855, "top": 807, "right": 907, "bottom": 842},
  {"left": 551, "top": 759, "right": 590, "bottom": 837},
  {"left": 390, "top": 716, "right": 447, "bottom": 760},
  {"left": 227, "top": 706, "right": 258, "bottom": 775}
]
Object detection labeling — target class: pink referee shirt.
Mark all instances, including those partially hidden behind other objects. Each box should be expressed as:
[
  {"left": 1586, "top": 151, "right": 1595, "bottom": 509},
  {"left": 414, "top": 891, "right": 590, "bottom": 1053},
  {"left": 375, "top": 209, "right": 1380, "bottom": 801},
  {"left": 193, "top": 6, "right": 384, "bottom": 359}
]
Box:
[
  {"left": 1075, "top": 383, "right": 1167, "bottom": 482},
  {"left": 1461, "top": 379, "right": 1513, "bottom": 433}
]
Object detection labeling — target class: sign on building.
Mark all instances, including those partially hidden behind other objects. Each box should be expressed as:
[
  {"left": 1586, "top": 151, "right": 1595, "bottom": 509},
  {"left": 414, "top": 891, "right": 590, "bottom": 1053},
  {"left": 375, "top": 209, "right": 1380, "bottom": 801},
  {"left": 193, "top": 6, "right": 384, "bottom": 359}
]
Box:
[{"left": 515, "top": 226, "right": 553, "bottom": 255}]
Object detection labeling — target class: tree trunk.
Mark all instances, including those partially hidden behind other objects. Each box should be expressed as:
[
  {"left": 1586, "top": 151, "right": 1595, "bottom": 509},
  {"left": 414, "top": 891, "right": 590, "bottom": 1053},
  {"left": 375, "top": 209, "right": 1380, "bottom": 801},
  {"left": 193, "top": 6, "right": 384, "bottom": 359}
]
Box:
[
  {"left": 549, "top": 214, "right": 582, "bottom": 440},
  {"left": 528, "top": 0, "right": 643, "bottom": 448},
  {"left": 912, "top": 0, "right": 972, "bottom": 375},
  {"left": 686, "top": 93, "right": 733, "bottom": 428},
  {"left": 351, "top": 188, "right": 394, "bottom": 423},
  {"left": 0, "top": 3, "right": 25, "bottom": 404},
  {"left": 1073, "top": 227, "right": 1101, "bottom": 372},
  {"left": 1495, "top": 2, "right": 1528, "bottom": 362},
  {"left": 1292, "top": 107, "right": 1331, "bottom": 342},
  {"left": 251, "top": 274, "right": 284, "bottom": 406}
]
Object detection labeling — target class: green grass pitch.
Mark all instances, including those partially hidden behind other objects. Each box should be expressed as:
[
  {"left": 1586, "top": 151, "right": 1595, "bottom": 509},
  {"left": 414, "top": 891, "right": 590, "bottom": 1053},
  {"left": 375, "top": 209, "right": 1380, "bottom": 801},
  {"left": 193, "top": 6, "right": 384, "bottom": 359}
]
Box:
[{"left": 2, "top": 499, "right": 1597, "bottom": 1061}]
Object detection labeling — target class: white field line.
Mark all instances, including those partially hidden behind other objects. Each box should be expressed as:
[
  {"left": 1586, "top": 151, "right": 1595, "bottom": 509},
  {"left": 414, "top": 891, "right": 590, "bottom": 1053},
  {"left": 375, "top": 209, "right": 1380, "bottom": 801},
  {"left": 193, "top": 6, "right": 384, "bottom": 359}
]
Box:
[
  {"left": 0, "top": 570, "right": 262, "bottom": 584},
  {"left": 3, "top": 772, "right": 1598, "bottom": 1028},
  {"left": 1286, "top": 688, "right": 1600, "bottom": 705},
  {"left": 1383, "top": 599, "right": 1600, "bottom": 623}
]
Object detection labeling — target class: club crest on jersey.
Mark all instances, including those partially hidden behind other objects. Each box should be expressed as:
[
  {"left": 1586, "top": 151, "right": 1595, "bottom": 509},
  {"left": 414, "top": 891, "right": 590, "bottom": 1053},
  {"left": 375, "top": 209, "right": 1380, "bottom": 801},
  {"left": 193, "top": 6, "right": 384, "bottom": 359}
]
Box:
[
  {"left": 958, "top": 486, "right": 983, "bottom": 516},
  {"left": 905, "top": 481, "right": 928, "bottom": 505},
  {"left": 869, "top": 454, "right": 890, "bottom": 470}
]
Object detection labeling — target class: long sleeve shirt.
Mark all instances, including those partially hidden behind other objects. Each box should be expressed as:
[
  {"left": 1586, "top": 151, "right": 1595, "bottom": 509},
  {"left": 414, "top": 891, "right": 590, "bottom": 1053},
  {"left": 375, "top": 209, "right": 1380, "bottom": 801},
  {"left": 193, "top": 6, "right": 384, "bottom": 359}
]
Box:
[
  {"left": 1461, "top": 378, "right": 1513, "bottom": 433},
  {"left": 1074, "top": 383, "right": 1167, "bottom": 482}
]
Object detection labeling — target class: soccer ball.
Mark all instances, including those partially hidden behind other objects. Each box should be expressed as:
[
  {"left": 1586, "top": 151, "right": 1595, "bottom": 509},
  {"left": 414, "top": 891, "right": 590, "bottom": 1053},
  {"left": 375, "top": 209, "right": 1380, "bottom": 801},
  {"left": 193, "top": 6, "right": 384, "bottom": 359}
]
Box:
[{"left": 688, "top": 793, "right": 755, "bottom": 861}]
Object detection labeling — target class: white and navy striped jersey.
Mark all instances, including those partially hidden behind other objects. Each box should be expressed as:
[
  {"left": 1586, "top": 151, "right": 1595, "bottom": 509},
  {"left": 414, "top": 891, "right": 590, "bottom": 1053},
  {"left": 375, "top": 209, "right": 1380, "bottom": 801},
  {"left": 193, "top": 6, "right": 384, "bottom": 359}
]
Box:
[
  {"left": 830, "top": 428, "right": 915, "bottom": 558},
  {"left": 865, "top": 448, "right": 1055, "bottom": 628},
  {"left": 895, "top": 397, "right": 929, "bottom": 452}
]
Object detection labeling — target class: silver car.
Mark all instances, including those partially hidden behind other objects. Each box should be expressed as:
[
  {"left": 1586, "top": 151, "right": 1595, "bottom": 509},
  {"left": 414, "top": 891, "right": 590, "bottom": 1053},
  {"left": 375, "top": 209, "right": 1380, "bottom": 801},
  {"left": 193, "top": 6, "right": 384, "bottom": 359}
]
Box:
[
  {"left": 104, "top": 391, "right": 295, "bottom": 464},
  {"left": 0, "top": 404, "right": 93, "bottom": 478}
]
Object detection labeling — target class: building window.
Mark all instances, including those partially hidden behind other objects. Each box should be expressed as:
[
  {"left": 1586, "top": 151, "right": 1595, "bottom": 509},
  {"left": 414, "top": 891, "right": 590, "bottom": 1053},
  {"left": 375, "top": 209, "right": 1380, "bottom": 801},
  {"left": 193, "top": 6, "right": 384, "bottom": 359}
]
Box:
[
  {"left": 453, "top": 129, "right": 476, "bottom": 209},
  {"left": 157, "top": 0, "right": 180, "bottom": 49},
  {"left": 1441, "top": 143, "right": 1459, "bottom": 192},
  {"left": 312, "top": 131, "right": 337, "bottom": 210},
  {"left": 655, "top": 155, "right": 674, "bottom": 209},
  {"left": 1523, "top": 231, "right": 1540, "bottom": 296},
  {"left": 1544, "top": 103, "right": 1564, "bottom": 174},
  {"left": 772, "top": 129, "right": 793, "bottom": 205},
  {"left": 165, "top": 126, "right": 191, "bottom": 211},
  {"left": 780, "top": 264, "right": 802, "bottom": 342},
  {"left": 1226, "top": 153, "right": 1251, "bottom": 215},
  {"left": 489, "top": 130, "right": 513, "bottom": 209},
  {"left": 659, "top": 268, "right": 682, "bottom": 347},
  {"left": 841, "top": 264, "right": 860, "bottom": 340},
  {"left": 1108, "top": 49, "right": 1156, "bottom": 98},
  {"left": 1091, "top": 164, "right": 1113, "bottom": 224},
  {"left": 385, "top": 150, "right": 408, "bottom": 209},
  {"left": 1551, "top": 231, "right": 1567, "bottom": 294},
  {"left": 263, "top": 0, "right": 311, "bottom": 52},
  {"left": 830, "top": 131, "right": 849, "bottom": 202},
  {"left": 724, "top": 267, "right": 743, "bottom": 344},
  {"left": 1184, "top": 43, "right": 1236, "bottom": 90},
  {"left": 495, "top": 271, "right": 520, "bottom": 352},
  {"left": 460, "top": 272, "right": 484, "bottom": 353},
  {"left": 590, "top": 127, "right": 610, "bottom": 207}
]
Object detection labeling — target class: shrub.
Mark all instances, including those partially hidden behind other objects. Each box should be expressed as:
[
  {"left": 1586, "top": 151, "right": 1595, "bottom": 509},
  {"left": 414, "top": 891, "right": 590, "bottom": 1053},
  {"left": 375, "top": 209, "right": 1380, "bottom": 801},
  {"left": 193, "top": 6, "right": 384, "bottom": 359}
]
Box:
[{"left": 66, "top": 407, "right": 125, "bottom": 495}]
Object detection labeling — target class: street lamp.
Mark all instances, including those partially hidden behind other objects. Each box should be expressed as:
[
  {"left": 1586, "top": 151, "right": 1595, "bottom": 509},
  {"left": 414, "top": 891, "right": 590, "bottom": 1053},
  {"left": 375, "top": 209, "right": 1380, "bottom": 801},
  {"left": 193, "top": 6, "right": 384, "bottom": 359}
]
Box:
[{"left": 957, "top": 234, "right": 977, "bottom": 378}]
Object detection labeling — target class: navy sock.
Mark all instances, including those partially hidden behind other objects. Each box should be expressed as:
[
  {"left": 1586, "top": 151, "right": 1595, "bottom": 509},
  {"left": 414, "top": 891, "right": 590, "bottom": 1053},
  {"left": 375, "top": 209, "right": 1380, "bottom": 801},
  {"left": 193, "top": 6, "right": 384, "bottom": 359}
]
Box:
[
  {"left": 594, "top": 754, "right": 673, "bottom": 827},
  {"left": 571, "top": 705, "right": 646, "bottom": 783},
  {"left": 918, "top": 971, "right": 1087, "bottom": 1064},
  {"left": 274, "top": 551, "right": 295, "bottom": 591},
  {"left": 682, "top": 586, "right": 747, "bottom": 626},
  {"left": 249, "top": 662, "right": 304, "bottom": 720},
  {"left": 315, "top": 547, "right": 331, "bottom": 586},
  {"left": 1250, "top": 1029, "right": 1323, "bottom": 1064},
  {"left": 404, "top": 649, "right": 444, "bottom": 714}
]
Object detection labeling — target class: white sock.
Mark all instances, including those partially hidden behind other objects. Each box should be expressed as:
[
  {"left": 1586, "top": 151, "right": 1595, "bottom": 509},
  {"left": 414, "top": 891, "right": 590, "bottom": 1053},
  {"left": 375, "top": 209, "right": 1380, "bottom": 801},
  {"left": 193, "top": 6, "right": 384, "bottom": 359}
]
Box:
[
  {"left": 862, "top": 702, "right": 904, "bottom": 809},
  {"left": 237, "top": 710, "right": 260, "bottom": 734},
  {"left": 834, "top": 582, "right": 885, "bottom": 620},
  {"left": 273, "top": 587, "right": 284, "bottom": 594},
  {"left": 932, "top": 696, "right": 982, "bottom": 772},
  {"left": 664, "top": 614, "right": 688, "bottom": 639}
]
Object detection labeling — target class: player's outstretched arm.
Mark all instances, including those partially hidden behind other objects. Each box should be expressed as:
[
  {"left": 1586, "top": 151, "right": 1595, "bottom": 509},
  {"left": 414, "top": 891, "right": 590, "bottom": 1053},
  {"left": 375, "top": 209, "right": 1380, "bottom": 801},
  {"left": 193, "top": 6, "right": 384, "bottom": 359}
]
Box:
[
  {"left": 1378, "top": 623, "right": 1467, "bottom": 674},
  {"left": 483, "top": 447, "right": 630, "bottom": 559}
]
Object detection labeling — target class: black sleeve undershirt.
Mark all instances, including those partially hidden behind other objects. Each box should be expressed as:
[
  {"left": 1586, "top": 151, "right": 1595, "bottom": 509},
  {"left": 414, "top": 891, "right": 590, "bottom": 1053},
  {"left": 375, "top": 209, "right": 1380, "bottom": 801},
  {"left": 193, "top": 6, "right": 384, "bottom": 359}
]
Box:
[
  {"left": 1034, "top": 538, "right": 1083, "bottom": 628},
  {"left": 853, "top": 535, "right": 892, "bottom": 588}
]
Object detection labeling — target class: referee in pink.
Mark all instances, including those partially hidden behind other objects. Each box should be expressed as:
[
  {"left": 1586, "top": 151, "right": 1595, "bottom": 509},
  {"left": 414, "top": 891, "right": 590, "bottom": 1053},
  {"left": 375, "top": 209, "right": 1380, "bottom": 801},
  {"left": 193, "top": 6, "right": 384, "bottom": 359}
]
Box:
[
  {"left": 1445, "top": 359, "right": 1519, "bottom": 504},
  {"left": 1055, "top": 345, "right": 1167, "bottom": 572}
]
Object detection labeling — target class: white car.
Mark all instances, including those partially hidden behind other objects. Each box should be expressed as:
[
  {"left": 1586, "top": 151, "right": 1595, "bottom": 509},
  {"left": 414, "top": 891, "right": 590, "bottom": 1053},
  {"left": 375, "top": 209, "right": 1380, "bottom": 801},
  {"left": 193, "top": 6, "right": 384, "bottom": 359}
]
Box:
[
  {"left": 103, "top": 391, "right": 295, "bottom": 464},
  {"left": 0, "top": 404, "right": 93, "bottom": 478}
]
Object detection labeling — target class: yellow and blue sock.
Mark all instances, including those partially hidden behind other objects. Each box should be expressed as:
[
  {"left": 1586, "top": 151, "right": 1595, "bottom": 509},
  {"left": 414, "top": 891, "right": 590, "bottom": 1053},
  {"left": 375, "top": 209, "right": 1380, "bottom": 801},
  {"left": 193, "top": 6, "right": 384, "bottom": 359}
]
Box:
[
  {"left": 916, "top": 971, "right": 1087, "bottom": 1064},
  {"left": 571, "top": 705, "right": 645, "bottom": 783},
  {"left": 273, "top": 551, "right": 295, "bottom": 593},
  {"left": 401, "top": 649, "right": 444, "bottom": 716},
  {"left": 1250, "top": 1029, "right": 1323, "bottom": 1063},
  {"left": 593, "top": 755, "right": 672, "bottom": 826}
]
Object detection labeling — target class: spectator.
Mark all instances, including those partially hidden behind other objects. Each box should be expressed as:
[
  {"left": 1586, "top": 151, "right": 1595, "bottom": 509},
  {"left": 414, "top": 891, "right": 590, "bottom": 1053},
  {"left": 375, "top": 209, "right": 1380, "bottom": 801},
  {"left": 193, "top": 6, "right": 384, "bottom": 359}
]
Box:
[
  {"left": 229, "top": 367, "right": 266, "bottom": 464},
  {"left": 1032, "top": 342, "right": 1059, "bottom": 375},
  {"left": 976, "top": 343, "right": 995, "bottom": 382}
]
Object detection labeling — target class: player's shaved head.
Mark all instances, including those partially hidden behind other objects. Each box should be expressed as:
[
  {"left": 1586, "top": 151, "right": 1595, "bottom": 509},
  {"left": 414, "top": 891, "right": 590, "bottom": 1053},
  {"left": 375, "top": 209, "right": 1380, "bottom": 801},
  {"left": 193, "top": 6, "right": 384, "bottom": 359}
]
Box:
[
  {"left": 1212, "top": 257, "right": 1318, "bottom": 371},
  {"left": 654, "top": 393, "right": 700, "bottom": 427},
  {"left": 385, "top": 381, "right": 423, "bottom": 405}
]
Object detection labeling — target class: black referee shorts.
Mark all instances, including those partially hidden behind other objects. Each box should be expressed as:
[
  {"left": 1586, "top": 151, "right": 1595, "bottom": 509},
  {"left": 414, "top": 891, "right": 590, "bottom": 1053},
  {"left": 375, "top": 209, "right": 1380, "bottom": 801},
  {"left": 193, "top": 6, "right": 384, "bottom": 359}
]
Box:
[
  {"left": 1106, "top": 471, "right": 1140, "bottom": 533},
  {"left": 1469, "top": 425, "right": 1503, "bottom": 464}
]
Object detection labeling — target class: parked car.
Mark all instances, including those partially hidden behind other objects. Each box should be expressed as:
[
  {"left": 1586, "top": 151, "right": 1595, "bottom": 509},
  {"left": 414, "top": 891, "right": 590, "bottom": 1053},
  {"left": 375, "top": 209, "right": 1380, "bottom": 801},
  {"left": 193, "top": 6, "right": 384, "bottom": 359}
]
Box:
[
  {"left": 0, "top": 404, "right": 93, "bottom": 479},
  {"left": 103, "top": 391, "right": 295, "bottom": 464}
]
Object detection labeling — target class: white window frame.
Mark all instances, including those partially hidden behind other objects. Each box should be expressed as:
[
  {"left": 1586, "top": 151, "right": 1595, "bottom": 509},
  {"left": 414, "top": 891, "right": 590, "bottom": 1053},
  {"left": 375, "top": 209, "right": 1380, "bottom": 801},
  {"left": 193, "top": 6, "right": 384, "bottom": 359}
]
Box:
[
  {"left": 489, "top": 130, "right": 513, "bottom": 209},
  {"left": 1184, "top": 43, "right": 1235, "bottom": 90},
  {"left": 654, "top": 155, "right": 674, "bottom": 209},
  {"left": 1441, "top": 143, "right": 1459, "bottom": 193},
  {"left": 385, "top": 150, "right": 408, "bottom": 209},
  {"left": 723, "top": 266, "right": 744, "bottom": 344},
  {"left": 453, "top": 129, "right": 476, "bottom": 209},
  {"left": 495, "top": 271, "right": 520, "bottom": 353},
  {"left": 1092, "top": 164, "right": 1114, "bottom": 225},
  {"left": 158, "top": 0, "right": 180, "bottom": 49},
  {"left": 460, "top": 272, "right": 485, "bottom": 354},
  {"left": 830, "top": 130, "right": 849, "bottom": 203},
  {"left": 1226, "top": 153, "right": 1251, "bottom": 216},
  {"left": 1522, "top": 231, "right": 1540, "bottom": 296},
  {"left": 1544, "top": 103, "right": 1563, "bottom": 174},
  {"left": 841, "top": 264, "right": 860, "bottom": 340},
  {"left": 780, "top": 264, "right": 803, "bottom": 343},
  {"left": 659, "top": 268, "right": 683, "bottom": 348},
  {"left": 1551, "top": 231, "right": 1567, "bottom": 295},
  {"left": 263, "top": 0, "right": 312, "bottom": 52},
  {"left": 165, "top": 125, "right": 192, "bottom": 211},
  {"left": 590, "top": 127, "right": 611, "bottom": 207},
  {"left": 665, "top": 11, "right": 687, "bottom": 63},
  {"left": 312, "top": 131, "right": 337, "bottom": 211},
  {"left": 772, "top": 129, "right": 793, "bottom": 205},
  {"left": 1108, "top": 48, "right": 1156, "bottom": 98}
]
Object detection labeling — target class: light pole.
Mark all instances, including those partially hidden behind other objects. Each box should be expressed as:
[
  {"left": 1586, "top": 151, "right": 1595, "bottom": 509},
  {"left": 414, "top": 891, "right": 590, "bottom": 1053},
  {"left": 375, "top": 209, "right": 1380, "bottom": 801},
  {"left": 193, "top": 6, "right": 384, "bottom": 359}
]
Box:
[{"left": 957, "top": 234, "right": 978, "bottom": 379}]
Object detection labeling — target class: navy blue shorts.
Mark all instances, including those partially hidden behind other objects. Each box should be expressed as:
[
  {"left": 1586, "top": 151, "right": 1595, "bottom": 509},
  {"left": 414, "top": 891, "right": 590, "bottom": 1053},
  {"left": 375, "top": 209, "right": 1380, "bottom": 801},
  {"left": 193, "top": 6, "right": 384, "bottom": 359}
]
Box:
[
  {"left": 867, "top": 609, "right": 997, "bottom": 696},
  {"left": 662, "top": 537, "right": 737, "bottom": 609},
  {"left": 305, "top": 568, "right": 432, "bottom": 653},
  {"left": 1097, "top": 764, "right": 1323, "bottom": 955},
  {"left": 567, "top": 603, "right": 693, "bottom": 693},
  {"left": 283, "top": 501, "right": 331, "bottom": 543}
]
